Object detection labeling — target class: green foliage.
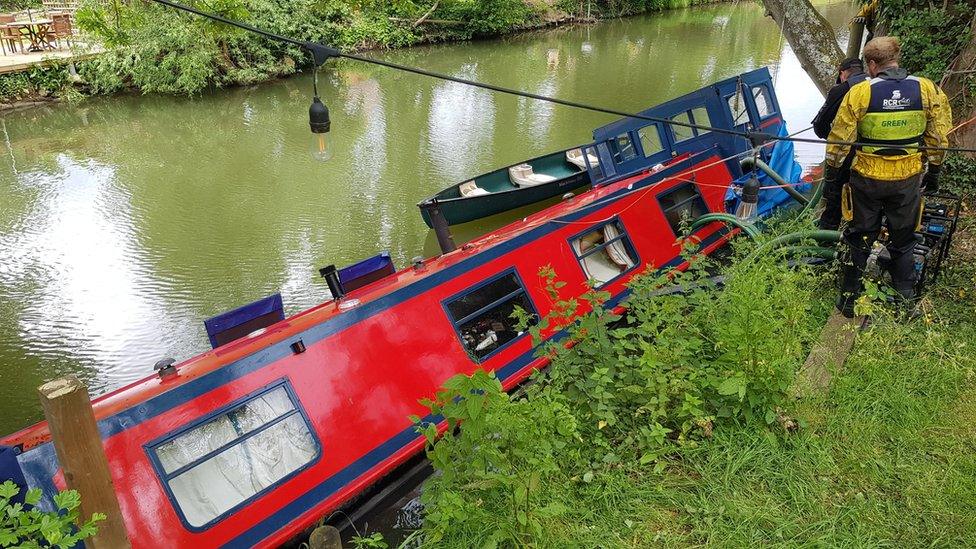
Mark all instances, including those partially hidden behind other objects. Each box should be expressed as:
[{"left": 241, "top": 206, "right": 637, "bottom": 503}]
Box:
[
  {"left": 0, "top": 480, "right": 105, "bottom": 549},
  {"left": 942, "top": 153, "right": 976, "bottom": 197},
  {"left": 70, "top": 0, "right": 715, "bottom": 97},
  {"left": 414, "top": 232, "right": 822, "bottom": 545},
  {"left": 412, "top": 217, "right": 976, "bottom": 546},
  {"left": 0, "top": 64, "right": 74, "bottom": 104},
  {"left": 349, "top": 531, "right": 389, "bottom": 548},
  {"left": 881, "top": 0, "right": 974, "bottom": 80},
  {"left": 0, "top": 0, "right": 39, "bottom": 12}
]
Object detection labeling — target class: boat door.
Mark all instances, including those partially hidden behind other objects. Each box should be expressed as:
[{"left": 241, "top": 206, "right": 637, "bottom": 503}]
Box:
[{"left": 714, "top": 69, "right": 783, "bottom": 161}]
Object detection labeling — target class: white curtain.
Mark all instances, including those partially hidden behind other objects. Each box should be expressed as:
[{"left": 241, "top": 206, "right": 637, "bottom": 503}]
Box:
[
  {"left": 155, "top": 387, "right": 317, "bottom": 527},
  {"left": 603, "top": 224, "right": 635, "bottom": 269}
]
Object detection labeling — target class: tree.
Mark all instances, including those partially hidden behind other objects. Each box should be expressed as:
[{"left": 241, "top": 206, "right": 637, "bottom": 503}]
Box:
[
  {"left": 941, "top": 12, "right": 976, "bottom": 151},
  {"left": 759, "top": 0, "right": 844, "bottom": 96}
]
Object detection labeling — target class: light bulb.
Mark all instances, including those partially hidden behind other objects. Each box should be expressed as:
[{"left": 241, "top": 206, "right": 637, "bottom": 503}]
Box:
[
  {"left": 735, "top": 177, "right": 761, "bottom": 220},
  {"left": 310, "top": 132, "right": 333, "bottom": 162}
]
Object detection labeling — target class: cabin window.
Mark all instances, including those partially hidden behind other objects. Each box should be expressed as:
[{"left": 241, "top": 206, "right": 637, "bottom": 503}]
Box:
[
  {"left": 637, "top": 125, "right": 664, "bottom": 158},
  {"left": 445, "top": 272, "right": 537, "bottom": 361},
  {"left": 657, "top": 183, "right": 709, "bottom": 235},
  {"left": 151, "top": 384, "right": 319, "bottom": 529},
  {"left": 752, "top": 85, "right": 773, "bottom": 118},
  {"left": 670, "top": 112, "right": 695, "bottom": 143},
  {"left": 690, "top": 107, "right": 712, "bottom": 135},
  {"left": 726, "top": 90, "right": 750, "bottom": 126},
  {"left": 672, "top": 108, "right": 713, "bottom": 143},
  {"left": 570, "top": 220, "right": 638, "bottom": 286},
  {"left": 610, "top": 133, "right": 638, "bottom": 163}
]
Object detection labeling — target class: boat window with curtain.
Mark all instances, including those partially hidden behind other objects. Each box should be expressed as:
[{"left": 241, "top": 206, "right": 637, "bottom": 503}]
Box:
[
  {"left": 570, "top": 220, "right": 638, "bottom": 286},
  {"left": 445, "top": 272, "right": 537, "bottom": 361},
  {"left": 657, "top": 183, "right": 709, "bottom": 236},
  {"left": 151, "top": 384, "right": 319, "bottom": 529}
]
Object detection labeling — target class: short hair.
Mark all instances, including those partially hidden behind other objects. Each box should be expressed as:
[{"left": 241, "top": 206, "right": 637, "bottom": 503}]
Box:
[
  {"left": 839, "top": 57, "right": 863, "bottom": 71},
  {"left": 863, "top": 37, "right": 901, "bottom": 66}
]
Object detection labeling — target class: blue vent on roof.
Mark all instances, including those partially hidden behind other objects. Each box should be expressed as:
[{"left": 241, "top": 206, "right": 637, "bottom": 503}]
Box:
[
  {"left": 204, "top": 293, "right": 284, "bottom": 349},
  {"left": 338, "top": 252, "right": 395, "bottom": 293}
]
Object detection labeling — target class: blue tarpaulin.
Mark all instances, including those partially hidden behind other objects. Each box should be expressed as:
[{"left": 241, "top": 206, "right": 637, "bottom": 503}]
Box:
[{"left": 726, "top": 123, "right": 808, "bottom": 216}]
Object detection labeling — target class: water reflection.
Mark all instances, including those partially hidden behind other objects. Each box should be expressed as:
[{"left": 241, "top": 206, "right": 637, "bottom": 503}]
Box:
[{"left": 0, "top": 0, "right": 856, "bottom": 432}]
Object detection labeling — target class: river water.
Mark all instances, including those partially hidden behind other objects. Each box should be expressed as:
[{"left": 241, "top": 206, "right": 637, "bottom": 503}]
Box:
[{"left": 0, "top": 1, "right": 855, "bottom": 433}]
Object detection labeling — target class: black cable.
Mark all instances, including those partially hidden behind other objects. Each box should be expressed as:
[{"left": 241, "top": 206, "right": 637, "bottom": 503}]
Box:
[{"left": 148, "top": 0, "right": 976, "bottom": 155}]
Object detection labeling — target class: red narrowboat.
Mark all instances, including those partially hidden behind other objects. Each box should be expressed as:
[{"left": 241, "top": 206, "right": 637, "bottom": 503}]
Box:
[{"left": 0, "top": 68, "right": 802, "bottom": 547}]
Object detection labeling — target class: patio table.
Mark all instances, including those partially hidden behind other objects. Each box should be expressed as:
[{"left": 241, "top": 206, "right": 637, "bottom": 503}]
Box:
[{"left": 3, "top": 19, "right": 54, "bottom": 52}]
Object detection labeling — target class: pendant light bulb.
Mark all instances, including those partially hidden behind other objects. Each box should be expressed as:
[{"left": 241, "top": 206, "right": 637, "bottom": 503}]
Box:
[
  {"left": 735, "top": 177, "right": 760, "bottom": 220},
  {"left": 309, "top": 95, "right": 333, "bottom": 162}
]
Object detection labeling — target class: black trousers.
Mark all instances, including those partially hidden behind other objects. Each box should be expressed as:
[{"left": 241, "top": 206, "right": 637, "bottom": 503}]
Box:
[
  {"left": 842, "top": 172, "right": 922, "bottom": 294},
  {"left": 818, "top": 151, "right": 855, "bottom": 230}
]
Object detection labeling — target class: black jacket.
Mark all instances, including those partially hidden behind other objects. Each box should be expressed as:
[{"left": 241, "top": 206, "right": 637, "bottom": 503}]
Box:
[{"left": 811, "top": 71, "right": 868, "bottom": 138}]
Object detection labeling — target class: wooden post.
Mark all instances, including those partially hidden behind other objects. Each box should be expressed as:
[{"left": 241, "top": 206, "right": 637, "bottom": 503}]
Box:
[
  {"left": 38, "top": 376, "right": 131, "bottom": 548},
  {"left": 308, "top": 525, "right": 343, "bottom": 549}
]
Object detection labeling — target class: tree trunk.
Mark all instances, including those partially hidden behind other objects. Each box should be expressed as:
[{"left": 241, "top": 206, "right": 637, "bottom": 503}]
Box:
[
  {"left": 941, "top": 11, "right": 976, "bottom": 152},
  {"left": 760, "top": 0, "right": 844, "bottom": 97}
]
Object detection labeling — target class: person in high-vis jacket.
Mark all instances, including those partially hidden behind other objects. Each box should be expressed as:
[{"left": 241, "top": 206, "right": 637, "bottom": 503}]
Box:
[
  {"left": 811, "top": 57, "right": 869, "bottom": 230},
  {"left": 824, "top": 36, "right": 952, "bottom": 317}
]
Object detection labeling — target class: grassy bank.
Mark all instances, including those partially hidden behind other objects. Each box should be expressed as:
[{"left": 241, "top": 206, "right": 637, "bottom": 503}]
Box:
[
  {"left": 0, "top": 0, "right": 717, "bottom": 107},
  {"left": 398, "top": 212, "right": 976, "bottom": 548}
]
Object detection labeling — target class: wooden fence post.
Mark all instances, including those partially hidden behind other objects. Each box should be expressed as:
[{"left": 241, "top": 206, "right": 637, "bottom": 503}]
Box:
[{"left": 38, "top": 376, "right": 131, "bottom": 548}]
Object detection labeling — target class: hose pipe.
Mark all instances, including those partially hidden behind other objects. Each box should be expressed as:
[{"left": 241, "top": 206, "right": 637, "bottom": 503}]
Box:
[
  {"left": 773, "top": 245, "right": 839, "bottom": 261},
  {"left": 752, "top": 229, "right": 842, "bottom": 258},
  {"left": 688, "top": 213, "right": 762, "bottom": 240},
  {"left": 739, "top": 157, "right": 809, "bottom": 206}
]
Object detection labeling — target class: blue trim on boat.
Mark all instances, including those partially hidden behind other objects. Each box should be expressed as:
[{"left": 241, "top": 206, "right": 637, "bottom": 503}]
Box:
[
  {"left": 144, "top": 380, "right": 323, "bottom": 533},
  {"left": 90, "top": 152, "right": 714, "bottom": 442},
  {"left": 221, "top": 227, "right": 730, "bottom": 548},
  {"left": 441, "top": 268, "right": 539, "bottom": 364}
]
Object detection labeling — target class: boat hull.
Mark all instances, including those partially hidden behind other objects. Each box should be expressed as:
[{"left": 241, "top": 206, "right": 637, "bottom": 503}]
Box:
[{"left": 420, "top": 149, "right": 591, "bottom": 227}]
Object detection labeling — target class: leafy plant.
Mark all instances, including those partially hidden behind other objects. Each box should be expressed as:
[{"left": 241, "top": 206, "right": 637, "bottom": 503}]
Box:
[
  {"left": 0, "top": 480, "right": 105, "bottom": 549},
  {"left": 414, "top": 230, "right": 822, "bottom": 544}
]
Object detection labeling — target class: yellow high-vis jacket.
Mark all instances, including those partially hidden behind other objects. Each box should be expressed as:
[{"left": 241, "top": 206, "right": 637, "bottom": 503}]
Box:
[{"left": 825, "top": 68, "right": 952, "bottom": 181}]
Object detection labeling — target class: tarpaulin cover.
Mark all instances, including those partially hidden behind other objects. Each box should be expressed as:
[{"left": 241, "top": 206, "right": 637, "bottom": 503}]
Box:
[{"left": 726, "top": 123, "right": 809, "bottom": 216}]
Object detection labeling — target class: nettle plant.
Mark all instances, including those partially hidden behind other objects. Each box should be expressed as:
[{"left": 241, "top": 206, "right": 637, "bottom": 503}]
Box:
[
  {"left": 0, "top": 480, "right": 104, "bottom": 549},
  {"left": 414, "top": 241, "right": 818, "bottom": 544}
]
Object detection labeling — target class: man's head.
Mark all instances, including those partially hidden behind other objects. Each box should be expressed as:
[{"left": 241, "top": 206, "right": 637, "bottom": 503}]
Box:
[
  {"left": 863, "top": 37, "right": 901, "bottom": 77},
  {"left": 838, "top": 57, "right": 863, "bottom": 82}
]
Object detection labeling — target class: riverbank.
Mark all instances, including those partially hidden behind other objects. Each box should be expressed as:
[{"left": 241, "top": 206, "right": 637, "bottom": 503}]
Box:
[
  {"left": 0, "top": 0, "right": 721, "bottom": 110},
  {"left": 405, "top": 212, "right": 976, "bottom": 547}
]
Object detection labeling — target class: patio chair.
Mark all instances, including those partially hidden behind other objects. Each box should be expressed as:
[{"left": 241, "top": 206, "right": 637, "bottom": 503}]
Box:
[
  {"left": 45, "top": 12, "right": 72, "bottom": 48},
  {"left": 0, "top": 14, "right": 24, "bottom": 55}
]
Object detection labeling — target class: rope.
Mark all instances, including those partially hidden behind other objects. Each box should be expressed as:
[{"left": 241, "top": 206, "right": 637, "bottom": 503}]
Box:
[{"left": 147, "top": 0, "right": 976, "bottom": 155}]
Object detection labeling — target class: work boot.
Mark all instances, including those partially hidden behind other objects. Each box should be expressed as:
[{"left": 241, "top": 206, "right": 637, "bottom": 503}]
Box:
[
  {"left": 836, "top": 263, "right": 863, "bottom": 318},
  {"left": 891, "top": 284, "right": 920, "bottom": 321}
]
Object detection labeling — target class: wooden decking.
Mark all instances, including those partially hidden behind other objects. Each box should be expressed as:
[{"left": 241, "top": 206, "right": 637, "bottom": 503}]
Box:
[{"left": 0, "top": 45, "right": 100, "bottom": 75}]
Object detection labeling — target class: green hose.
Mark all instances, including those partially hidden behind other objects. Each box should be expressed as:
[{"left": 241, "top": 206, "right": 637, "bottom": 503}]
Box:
[
  {"left": 799, "top": 163, "right": 827, "bottom": 217},
  {"left": 740, "top": 157, "right": 809, "bottom": 206},
  {"left": 688, "top": 213, "right": 762, "bottom": 240},
  {"left": 758, "top": 229, "right": 841, "bottom": 252},
  {"left": 773, "top": 245, "right": 839, "bottom": 261}
]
